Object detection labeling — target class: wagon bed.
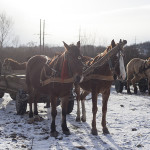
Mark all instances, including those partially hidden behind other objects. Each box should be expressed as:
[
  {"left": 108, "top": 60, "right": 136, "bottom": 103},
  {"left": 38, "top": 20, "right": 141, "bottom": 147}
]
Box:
[{"left": 0, "top": 71, "right": 74, "bottom": 115}]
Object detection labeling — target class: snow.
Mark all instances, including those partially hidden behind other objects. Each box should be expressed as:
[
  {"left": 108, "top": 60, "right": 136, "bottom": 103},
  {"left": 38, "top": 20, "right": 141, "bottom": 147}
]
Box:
[{"left": 0, "top": 86, "right": 150, "bottom": 150}]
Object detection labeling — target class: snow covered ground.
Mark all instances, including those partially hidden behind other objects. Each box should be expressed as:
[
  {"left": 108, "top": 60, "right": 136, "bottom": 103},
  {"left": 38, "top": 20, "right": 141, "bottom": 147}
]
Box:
[{"left": 0, "top": 86, "right": 150, "bottom": 150}]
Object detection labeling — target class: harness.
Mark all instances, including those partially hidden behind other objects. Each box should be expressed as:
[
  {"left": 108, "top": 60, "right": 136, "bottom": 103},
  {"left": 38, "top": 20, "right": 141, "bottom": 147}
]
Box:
[
  {"left": 40, "top": 53, "right": 77, "bottom": 86},
  {"left": 83, "top": 74, "right": 114, "bottom": 82},
  {"left": 139, "top": 61, "right": 150, "bottom": 76}
]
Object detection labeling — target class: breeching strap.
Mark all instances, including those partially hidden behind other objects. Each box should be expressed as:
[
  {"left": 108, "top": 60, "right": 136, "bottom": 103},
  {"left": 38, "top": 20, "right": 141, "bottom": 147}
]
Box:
[
  {"left": 83, "top": 74, "right": 114, "bottom": 82},
  {"left": 40, "top": 77, "right": 74, "bottom": 86}
]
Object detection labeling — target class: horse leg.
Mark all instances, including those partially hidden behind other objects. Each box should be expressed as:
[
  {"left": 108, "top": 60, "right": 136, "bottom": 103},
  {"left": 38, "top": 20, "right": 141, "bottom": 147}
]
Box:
[
  {"left": 131, "top": 76, "right": 138, "bottom": 94},
  {"left": 102, "top": 90, "right": 110, "bottom": 134},
  {"left": 61, "top": 95, "right": 70, "bottom": 135},
  {"left": 127, "top": 79, "right": 132, "bottom": 94},
  {"left": 27, "top": 86, "right": 35, "bottom": 124},
  {"left": 50, "top": 96, "right": 58, "bottom": 137},
  {"left": 91, "top": 89, "right": 98, "bottom": 135},
  {"left": 81, "top": 91, "right": 89, "bottom": 122},
  {"left": 75, "top": 84, "right": 81, "bottom": 122},
  {"left": 34, "top": 92, "right": 42, "bottom": 121}
]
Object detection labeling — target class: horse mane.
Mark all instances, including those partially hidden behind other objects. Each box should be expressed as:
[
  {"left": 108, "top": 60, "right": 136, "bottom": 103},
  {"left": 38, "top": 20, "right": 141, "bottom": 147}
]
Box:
[
  {"left": 87, "top": 46, "right": 111, "bottom": 66},
  {"left": 3, "top": 58, "right": 26, "bottom": 70}
]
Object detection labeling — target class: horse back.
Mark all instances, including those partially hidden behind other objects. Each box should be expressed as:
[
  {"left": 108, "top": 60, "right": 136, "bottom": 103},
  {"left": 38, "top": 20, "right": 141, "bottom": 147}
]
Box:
[
  {"left": 26, "top": 55, "right": 48, "bottom": 87},
  {"left": 126, "top": 58, "right": 145, "bottom": 79}
]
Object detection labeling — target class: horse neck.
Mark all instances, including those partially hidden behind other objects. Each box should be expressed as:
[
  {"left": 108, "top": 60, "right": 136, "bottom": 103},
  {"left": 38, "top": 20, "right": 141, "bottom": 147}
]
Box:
[
  {"left": 93, "top": 63, "right": 112, "bottom": 76},
  {"left": 11, "top": 61, "right": 26, "bottom": 70},
  {"left": 48, "top": 52, "right": 70, "bottom": 77}
]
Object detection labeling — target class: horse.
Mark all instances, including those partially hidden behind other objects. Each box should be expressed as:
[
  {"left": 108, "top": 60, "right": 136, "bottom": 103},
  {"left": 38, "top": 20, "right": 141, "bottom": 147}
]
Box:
[
  {"left": 126, "top": 57, "right": 150, "bottom": 94},
  {"left": 75, "top": 39, "right": 127, "bottom": 135},
  {"left": 26, "top": 41, "right": 84, "bottom": 137},
  {"left": 2, "top": 58, "right": 26, "bottom": 73}
]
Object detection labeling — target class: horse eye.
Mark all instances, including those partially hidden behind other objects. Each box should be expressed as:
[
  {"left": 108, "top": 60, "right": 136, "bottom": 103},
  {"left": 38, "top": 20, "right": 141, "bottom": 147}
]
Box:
[{"left": 78, "top": 56, "right": 81, "bottom": 60}]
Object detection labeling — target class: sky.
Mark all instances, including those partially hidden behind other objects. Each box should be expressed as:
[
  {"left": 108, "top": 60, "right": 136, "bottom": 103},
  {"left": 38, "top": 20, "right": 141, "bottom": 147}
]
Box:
[{"left": 1, "top": 0, "right": 150, "bottom": 46}]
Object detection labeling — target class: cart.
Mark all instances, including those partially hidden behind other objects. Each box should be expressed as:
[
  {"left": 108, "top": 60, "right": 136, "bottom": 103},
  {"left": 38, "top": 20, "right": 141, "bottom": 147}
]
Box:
[
  {"left": 0, "top": 65, "right": 75, "bottom": 115},
  {"left": 114, "top": 78, "right": 148, "bottom": 93}
]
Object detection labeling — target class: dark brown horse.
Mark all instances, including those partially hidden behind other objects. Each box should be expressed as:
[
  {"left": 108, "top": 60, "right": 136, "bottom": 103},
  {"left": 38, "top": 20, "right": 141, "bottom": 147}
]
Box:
[
  {"left": 75, "top": 39, "right": 127, "bottom": 135},
  {"left": 26, "top": 41, "right": 84, "bottom": 137}
]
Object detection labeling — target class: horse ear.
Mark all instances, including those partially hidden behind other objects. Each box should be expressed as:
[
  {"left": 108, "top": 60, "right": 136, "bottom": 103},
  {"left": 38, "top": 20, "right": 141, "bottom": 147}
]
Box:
[
  {"left": 77, "top": 41, "right": 80, "bottom": 48},
  {"left": 111, "top": 39, "right": 116, "bottom": 47},
  {"left": 63, "top": 41, "right": 70, "bottom": 50},
  {"left": 119, "top": 39, "right": 122, "bottom": 43}
]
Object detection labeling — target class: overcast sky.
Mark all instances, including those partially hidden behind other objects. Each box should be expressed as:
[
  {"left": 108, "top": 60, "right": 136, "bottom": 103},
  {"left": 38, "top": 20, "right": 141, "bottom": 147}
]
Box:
[{"left": 1, "top": 0, "right": 150, "bottom": 46}]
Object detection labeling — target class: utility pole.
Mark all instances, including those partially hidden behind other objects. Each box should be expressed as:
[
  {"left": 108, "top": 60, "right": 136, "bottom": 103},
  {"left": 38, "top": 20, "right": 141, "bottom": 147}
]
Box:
[
  {"left": 135, "top": 36, "right": 136, "bottom": 45},
  {"left": 43, "top": 20, "right": 45, "bottom": 51},
  {"left": 79, "top": 27, "right": 81, "bottom": 42},
  {"left": 40, "top": 19, "right": 41, "bottom": 51},
  {"left": 35, "top": 19, "right": 50, "bottom": 51}
]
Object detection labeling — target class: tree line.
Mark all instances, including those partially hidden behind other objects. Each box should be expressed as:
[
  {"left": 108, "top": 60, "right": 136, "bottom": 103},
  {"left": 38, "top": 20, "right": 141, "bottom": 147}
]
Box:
[
  {"left": 0, "top": 12, "right": 150, "bottom": 66},
  {"left": 0, "top": 42, "right": 150, "bottom": 67}
]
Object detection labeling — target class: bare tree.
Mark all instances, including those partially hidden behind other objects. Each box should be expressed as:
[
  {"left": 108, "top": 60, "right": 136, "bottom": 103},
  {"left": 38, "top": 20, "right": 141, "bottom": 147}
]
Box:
[
  {"left": 0, "top": 12, "right": 13, "bottom": 48},
  {"left": 12, "top": 35, "right": 20, "bottom": 48}
]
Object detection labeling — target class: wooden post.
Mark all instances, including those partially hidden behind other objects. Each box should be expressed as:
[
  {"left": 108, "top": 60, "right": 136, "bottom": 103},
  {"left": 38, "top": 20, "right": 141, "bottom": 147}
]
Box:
[
  {"left": 40, "top": 19, "right": 41, "bottom": 51},
  {"left": 43, "top": 20, "right": 45, "bottom": 51}
]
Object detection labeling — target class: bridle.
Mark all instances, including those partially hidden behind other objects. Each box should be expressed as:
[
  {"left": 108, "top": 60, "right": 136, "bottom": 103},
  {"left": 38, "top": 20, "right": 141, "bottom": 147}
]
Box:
[{"left": 108, "top": 49, "right": 124, "bottom": 80}]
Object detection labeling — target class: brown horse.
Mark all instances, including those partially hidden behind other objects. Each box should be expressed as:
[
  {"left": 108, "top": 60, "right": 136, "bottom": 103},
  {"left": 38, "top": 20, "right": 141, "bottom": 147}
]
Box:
[
  {"left": 26, "top": 41, "right": 84, "bottom": 137},
  {"left": 75, "top": 39, "right": 127, "bottom": 135},
  {"left": 2, "top": 58, "right": 26, "bottom": 73},
  {"left": 126, "top": 57, "right": 150, "bottom": 94}
]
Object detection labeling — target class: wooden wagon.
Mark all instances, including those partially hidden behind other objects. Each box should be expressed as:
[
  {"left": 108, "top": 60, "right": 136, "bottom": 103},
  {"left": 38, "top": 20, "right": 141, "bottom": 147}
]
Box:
[{"left": 0, "top": 64, "right": 74, "bottom": 115}]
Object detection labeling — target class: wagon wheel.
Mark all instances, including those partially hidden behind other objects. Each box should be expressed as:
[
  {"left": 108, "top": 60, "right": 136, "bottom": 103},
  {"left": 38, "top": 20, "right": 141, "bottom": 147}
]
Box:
[
  {"left": 9, "top": 92, "right": 17, "bottom": 100},
  {"left": 67, "top": 90, "right": 75, "bottom": 114},
  {"left": 16, "top": 89, "right": 28, "bottom": 115},
  {"left": 114, "top": 80, "right": 124, "bottom": 93},
  {"left": 138, "top": 78, "right": 148, "bottom": 93},
  {"left": 0, "top": 89, "right": 5, "bottom": 98}
]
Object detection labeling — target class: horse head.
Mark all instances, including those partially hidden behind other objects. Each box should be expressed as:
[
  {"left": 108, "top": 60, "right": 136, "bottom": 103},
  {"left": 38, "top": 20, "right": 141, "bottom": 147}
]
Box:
[
  {"left": 62, "top": 41, "right": 84, "bottom": 83},
  {"left": 108, "top": 39, "right": 126, "bottom": 80},
  {"left": 2, "top": 58, "right": 13, "bottom": 74}
]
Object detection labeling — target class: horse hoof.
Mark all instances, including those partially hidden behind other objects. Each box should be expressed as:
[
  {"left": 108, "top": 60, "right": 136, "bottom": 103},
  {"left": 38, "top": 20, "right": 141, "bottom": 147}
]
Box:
[
  {"left": 81, "top": 117, "right": 86, "bottom": 122},
  {"left": 103, "top": 128, "right": 110, "bottom": 135},
  {"left": 34, "top": 115, "right": 43, "bottom": 122},
  {"left": 50, "top": 131, "right": 59, "bottom": 137},
  {"left": 28, "top": 118, "right": 34, "bottom": 124},
  {"left": 76, "top": 117, "right": 81, "bottom": 122},
  {"left": 127, "top": 92, "right": 132, "bottom": 95},
  {"left": 63, "top": 130, "right": 70, "bottom": 135},
  {"left": 91, "top": 128, "right": 98, "bottom": 135}
]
